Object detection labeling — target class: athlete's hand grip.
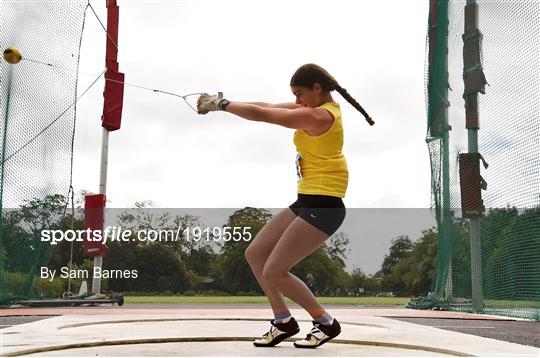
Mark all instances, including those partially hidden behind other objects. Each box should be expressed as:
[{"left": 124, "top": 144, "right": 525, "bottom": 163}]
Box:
[{"left": 197, "top": 92, "right": 227, "bottom": 114}]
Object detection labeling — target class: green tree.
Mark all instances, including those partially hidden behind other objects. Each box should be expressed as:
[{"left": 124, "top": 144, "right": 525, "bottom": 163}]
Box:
[
  {"left": 1, "top": 194, "right": 75, "bottom": 299},
  {"left": 380, "top": 230, "right": 437, "bottom": 296},
  {"left": 227, "top": 207, "right": 272, "bottom": 227},
  {"left": 402, "top": 229, "right": 437, "bottom": 296},
  {"left": 172, "top": 214, "right": 218, "bottom": 277},
  {"left": 48, "top": 214, "right": 85, "bottom": 272},
  {"left": 212, "top": 207, "right": 270, "bottom": 294},
  {"left": 104, "top": 242, "right": 189, "bottom": 293},
  {"left": 116, "top": 206, "right": 219, "bottom": 279},
  {"left": 291, "top": 248, "right": 343, "bottom": 295},
  {"left": 324, "top": 232, "right": 350, "bottom": 268},
  {"left": 348, "top": 267, "right": 368, "bottom": 295},
  {"left": 381, "top": 235, "right": 413, "bottom": 291}
]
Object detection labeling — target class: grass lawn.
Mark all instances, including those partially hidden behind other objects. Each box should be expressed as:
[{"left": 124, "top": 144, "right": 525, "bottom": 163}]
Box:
[{"left": 125, "top": 296, "right": 411, "bottom": 305}]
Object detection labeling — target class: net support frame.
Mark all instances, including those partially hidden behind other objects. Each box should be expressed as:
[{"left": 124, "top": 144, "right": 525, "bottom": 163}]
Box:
[{"left": 463, "top": 0, "right": 486, "bottom": 312}]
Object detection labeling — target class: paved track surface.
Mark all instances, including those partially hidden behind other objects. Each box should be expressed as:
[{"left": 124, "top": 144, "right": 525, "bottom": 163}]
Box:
[
  {"left": 389, "top": 317, "right": 540, "bottom": 348},
  {"left": 1, "top": 304, "right": 538, "bottom": 356}
]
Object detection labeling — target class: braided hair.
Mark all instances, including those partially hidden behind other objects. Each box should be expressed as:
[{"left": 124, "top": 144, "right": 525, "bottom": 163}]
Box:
[{"left": 290, "top": 64, "right": 374, "bottom": 126}]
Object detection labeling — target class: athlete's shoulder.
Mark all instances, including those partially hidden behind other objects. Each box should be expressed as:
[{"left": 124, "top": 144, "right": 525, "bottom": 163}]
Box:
[
  {"left": 318, "top": 102, "right": 341, "bottom": 113},
  {"left": 317, "top": 102, "right": 341, "bottom": 120},
  {"left": 318, "top": 101, "right": 340, "bottom": 108}
]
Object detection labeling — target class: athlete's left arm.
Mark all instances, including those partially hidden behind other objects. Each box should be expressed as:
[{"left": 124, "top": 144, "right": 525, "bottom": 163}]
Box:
[{"left": 225, "top": 102, "right": 330, "bottom": 132}]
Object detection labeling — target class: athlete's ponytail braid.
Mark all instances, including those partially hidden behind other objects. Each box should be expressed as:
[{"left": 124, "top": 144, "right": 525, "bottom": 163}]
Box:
[
  {"left": 334, "top": 84, "right": 374, "bottom": 126},
  {"left": 290, "top": 64, "right": 374, "bottom": 126}
]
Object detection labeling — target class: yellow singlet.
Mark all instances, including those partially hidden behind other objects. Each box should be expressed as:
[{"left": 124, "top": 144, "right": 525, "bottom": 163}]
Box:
[{"left": 293, "top": 102, "right": 348, "bottom": 198}]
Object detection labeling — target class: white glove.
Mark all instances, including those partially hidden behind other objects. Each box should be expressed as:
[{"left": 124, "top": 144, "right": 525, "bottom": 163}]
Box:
[{"left": 197, "top": 92, "right": 229, "bottom": 114}]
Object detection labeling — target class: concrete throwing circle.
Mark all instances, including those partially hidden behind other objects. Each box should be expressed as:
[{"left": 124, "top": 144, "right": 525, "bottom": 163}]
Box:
[
  {"left": 4, "top": 318, "right": 472, "bottom": 357},
  {"left": 4, "top": 337, "right": 470, "bottom": 357}
]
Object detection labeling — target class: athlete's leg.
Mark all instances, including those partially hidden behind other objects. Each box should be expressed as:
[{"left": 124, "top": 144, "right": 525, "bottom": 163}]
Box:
[
  {"left": 244, "top": 208, "right": 297, "bottom": 316},
  {"left": 262, "top": 217, "right": 331, "bottom": 320}
]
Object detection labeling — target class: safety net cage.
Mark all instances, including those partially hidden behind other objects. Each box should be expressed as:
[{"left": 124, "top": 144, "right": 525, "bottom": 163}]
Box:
[
  {"left": 408, "top": 0, "right": 539, "bottom": 320},
  {"left": 0, "top": 0, "right": 89, "bottom": 306}
]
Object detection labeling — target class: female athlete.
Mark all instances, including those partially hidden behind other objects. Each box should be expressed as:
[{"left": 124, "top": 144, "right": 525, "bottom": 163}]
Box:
[{"left": 197, "top": 63, "right": 373, "bottom": 348}]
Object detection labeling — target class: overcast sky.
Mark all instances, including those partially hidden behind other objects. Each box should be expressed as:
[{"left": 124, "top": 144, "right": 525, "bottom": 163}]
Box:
[
  {"left": 73, "top": 0, "right": 432, "bottom": 210},
  {"left": 65, "top": 0, "right": 433, "bottom": 274},
  {"left": 4, "top": 1, "right": 536, "bottom": 275}
]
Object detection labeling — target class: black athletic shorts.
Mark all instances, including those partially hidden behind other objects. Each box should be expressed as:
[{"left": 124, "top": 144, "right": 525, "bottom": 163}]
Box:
[{"left": 288, "top": 194, "right": 346, "bottom": 236}]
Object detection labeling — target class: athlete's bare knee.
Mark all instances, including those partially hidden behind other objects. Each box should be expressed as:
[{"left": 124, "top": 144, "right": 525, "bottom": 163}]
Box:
[
  {"left": 245, "top": 230, "right": 277, "bottom": 266},
  {"left": 244, "top": 245, "right": 267, "bottom": 268},
  {"left": 262, "top": 262, "right": 288, "bottom": 284}
]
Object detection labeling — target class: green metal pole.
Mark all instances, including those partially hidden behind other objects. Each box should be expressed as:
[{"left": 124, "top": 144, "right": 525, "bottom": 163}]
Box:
[
  {"left": 440, "top": 0, "right": 453, "bottom": 300},
  {"left": 464, "top": 0, "right": 484, "bottom": 312},
  {"left": 427, "top": 0, "right": 452, "bottom": 300}
]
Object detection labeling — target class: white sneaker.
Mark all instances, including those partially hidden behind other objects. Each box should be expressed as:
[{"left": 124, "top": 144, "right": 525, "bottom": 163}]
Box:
[
  {"left": 253, "top": 317, "right": 300, "bottom": 347},
  {"left": 294, "top": 319, "right": 341, "bottom": 348}
]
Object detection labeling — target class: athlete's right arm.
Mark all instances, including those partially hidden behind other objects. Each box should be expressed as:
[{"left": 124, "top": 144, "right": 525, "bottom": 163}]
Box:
[
  {"left": 243, "top": 102, "right": 302, "bottom": 109},
  {"left": 224, "top": 102, "right": 332, "bottom": 131}
]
